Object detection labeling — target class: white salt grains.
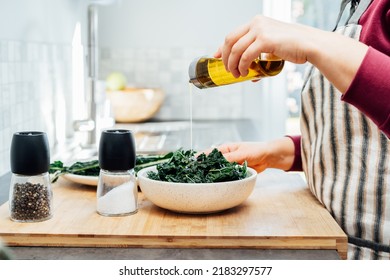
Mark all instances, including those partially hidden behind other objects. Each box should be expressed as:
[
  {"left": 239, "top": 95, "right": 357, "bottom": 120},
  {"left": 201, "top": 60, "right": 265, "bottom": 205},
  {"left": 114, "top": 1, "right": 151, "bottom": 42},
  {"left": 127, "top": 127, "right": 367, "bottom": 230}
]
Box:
[{"left": 97, "top": 181, "right": 138, "bottom": 216}]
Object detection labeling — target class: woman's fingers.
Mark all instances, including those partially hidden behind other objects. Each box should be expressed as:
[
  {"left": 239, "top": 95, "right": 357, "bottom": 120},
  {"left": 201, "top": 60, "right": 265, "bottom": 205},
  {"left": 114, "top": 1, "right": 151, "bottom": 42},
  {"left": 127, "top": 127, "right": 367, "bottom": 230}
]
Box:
[
  {"left": 214, "top": 47, "right": 222, "bottom": 58},
  {"left": 221, "top": 23, "right": 250, "bottom": 72},
  {"left": 227, "top": 32, "right": 256, "bottom": 77},
  {"left": 222, "top": 150, "right": 246, "bottom": 164},
  {"left": 238, "top": 40, "right": 264, "bottom": 76}
]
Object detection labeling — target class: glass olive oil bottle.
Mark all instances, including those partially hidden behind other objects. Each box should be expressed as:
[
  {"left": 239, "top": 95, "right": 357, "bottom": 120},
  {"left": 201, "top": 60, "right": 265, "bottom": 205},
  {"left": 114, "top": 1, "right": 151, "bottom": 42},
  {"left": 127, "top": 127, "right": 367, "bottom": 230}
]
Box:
[{"left": 189, "top": 54, "right": 284, "bottom": 89}]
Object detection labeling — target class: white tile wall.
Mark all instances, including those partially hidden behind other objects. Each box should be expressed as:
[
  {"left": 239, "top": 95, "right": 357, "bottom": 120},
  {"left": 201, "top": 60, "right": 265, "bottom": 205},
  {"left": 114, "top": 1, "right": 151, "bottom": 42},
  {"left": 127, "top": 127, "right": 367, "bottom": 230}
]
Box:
[
  {"left": 99, "top": 47, "right": 245, "bottom": 121},
  {"left": 0, "top": 40, "right": 72, "bottom": 175}
]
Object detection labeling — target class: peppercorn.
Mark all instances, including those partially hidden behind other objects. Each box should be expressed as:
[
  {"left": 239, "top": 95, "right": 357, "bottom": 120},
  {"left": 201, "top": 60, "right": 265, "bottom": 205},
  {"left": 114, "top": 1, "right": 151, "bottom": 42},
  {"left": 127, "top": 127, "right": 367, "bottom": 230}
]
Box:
[{"left": 10, "top": 182, "right": 52, "bottom": 222}]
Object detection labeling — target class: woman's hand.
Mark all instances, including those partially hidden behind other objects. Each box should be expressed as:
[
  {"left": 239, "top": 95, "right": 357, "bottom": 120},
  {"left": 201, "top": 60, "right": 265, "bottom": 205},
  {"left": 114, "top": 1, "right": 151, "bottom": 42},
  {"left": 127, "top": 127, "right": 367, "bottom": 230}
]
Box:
[
  {"left": 215, "top": 14, "right": 369, "bottom": 93},
  {"left": 215, "top": 15, "right": 310, "bottom": 78},
  {"left": 202, "top": 137, "right": 296, "bottom": 173}
]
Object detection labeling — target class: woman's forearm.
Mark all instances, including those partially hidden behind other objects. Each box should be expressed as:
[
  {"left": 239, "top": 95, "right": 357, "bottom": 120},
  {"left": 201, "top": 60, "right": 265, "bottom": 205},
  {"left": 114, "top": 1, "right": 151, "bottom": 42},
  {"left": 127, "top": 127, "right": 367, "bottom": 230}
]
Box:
[
  {"left": 266, "top": 137, "right": 296, "bottom": 171},
  {"left": 303, "top": 25, "right": 369, "bottom": 94}
]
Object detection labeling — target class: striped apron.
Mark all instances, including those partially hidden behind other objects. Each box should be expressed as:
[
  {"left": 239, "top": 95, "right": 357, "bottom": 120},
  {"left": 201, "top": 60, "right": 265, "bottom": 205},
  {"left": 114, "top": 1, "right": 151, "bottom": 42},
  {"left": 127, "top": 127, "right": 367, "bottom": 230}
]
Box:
[{"left": 300, "top": 0, "right": 390, "bottom": 259}]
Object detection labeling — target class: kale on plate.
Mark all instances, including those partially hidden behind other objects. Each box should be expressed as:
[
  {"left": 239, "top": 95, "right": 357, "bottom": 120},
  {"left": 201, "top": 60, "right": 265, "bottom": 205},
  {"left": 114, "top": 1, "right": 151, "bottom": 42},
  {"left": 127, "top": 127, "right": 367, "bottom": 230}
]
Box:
[
  {"left": 49, "top": 160, "right": 100, "bottom": 183},
  {"left": 146, "top": 148, "right": 247, "bottom": 183},
  {"left": 49, "top": 152, "right": 173, "bottom": 183}
]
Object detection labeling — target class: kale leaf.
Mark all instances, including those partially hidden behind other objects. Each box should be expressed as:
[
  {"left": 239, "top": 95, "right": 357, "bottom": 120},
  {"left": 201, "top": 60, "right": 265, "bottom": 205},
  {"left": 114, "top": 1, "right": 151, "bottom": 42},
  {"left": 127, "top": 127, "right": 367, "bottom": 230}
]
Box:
[
  {"left": 146, "top": 148, "right": 247, "bottom": 183},
  {"left": 49, "top": 160, "right": 100, "bottom": 183},
  {"left": 134, "top": 152, "right": 173, "bottom": 173}
]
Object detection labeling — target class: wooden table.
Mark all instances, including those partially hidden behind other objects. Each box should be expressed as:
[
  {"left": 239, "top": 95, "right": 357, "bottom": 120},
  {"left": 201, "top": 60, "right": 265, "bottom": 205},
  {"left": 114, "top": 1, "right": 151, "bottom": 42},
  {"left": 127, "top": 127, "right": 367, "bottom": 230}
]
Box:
[{"left": 0, "top": 169, "right": 347, "bottom": 259}]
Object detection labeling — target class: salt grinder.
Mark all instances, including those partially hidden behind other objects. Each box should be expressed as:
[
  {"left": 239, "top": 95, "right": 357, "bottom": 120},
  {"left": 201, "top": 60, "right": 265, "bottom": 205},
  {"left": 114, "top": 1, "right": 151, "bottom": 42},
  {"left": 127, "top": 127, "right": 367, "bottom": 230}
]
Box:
[
  {"left": 97, "top": 129, "right": 138, "bottom": 216},
  {"left": 9, "top": 131, "right": 53, "bottom": 222}
]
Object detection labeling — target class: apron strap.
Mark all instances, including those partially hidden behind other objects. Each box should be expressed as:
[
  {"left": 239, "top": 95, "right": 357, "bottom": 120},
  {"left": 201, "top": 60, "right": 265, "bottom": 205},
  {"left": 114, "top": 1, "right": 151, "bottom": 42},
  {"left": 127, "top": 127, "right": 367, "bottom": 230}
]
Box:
[
  {"left": 348, "top": 0, "right": 373, "bottom": 24},
  {"left": 333, "top": 0, "right": 373, "bottom": 31},
  {"left": 333, "top": 0, "right": 356, "bottom": 31}
]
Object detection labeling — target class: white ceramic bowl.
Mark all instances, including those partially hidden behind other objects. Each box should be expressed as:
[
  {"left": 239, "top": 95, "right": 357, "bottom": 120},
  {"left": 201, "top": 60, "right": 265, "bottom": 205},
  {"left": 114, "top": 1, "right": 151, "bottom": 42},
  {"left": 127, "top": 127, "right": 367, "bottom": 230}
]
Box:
[
  {"left": 137, "top": 165, "right": 257, "bottom": 214},
  {"left": 106, "top": 87, "right": 164, "bottom": 123}
]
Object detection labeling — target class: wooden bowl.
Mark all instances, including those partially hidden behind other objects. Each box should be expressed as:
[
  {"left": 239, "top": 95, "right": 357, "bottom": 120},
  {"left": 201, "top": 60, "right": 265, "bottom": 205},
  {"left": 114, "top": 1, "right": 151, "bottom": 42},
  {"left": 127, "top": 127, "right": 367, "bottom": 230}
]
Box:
[{"left": 106, "top": 88, "right": 164, "bottom": 123}]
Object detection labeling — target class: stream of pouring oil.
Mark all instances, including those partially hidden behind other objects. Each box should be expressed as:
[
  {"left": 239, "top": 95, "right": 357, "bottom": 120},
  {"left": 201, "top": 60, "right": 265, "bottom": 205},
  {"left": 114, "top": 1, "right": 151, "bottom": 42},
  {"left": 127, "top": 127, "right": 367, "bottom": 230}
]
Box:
[{"left": 189, "top": 83, "right": 193, "bottom": 152}]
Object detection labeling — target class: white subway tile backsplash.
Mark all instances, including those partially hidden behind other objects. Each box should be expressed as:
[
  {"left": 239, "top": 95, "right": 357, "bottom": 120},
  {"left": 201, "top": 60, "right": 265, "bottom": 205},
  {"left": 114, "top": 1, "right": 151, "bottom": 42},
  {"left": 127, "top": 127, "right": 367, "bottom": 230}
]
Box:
[
  {"left": 14, "top": 63, "right": 22, "bottom": 83},
  {"left": 158, "top": 49, "right": 170, "bottom": 60},
  {"left": 27, "top": 43, "right": 39, "bottom": 62},
  {"left": 0, "top": 0, "right": 89, "bottom": 176},
  {"left": 7, "top": 41, "right": 15, "bottom": 62},
  {"left": 10, "top": 84, "right": 17, "bottom": 106},
  {"left": 0, "top": 41, "right": 7, "bottom": 62},
  {"left": 8, "top": 63, "right": 16, "bottom": 83},
  {"left": 0, "top": 40, "right": 73, "bottom": 175},
  {"left": 41, "top": 45, "right": 49, "bottom": 62},
  {"left": 13, "top": 41, "right": 22, "bottom": 62},
  {"left": 21, "top": 62, "right": 31, "bottom": 82},
  {"left": 110, "top": 49, "right": 125, "bottom": 60},
  {"left": 0, "top": 111, "right": 3, "bottom": 129},
  {"left": 145, "top": 49, "right": 158, "bottom": 60},
  {"left": 62, "top": 46, "right": 72, "bottom": 62},
  {"left": 11, "top": 106, "right": 22, "bottom": 125},
  {"left": 1, "top": 63, "right": 8, "bottom": 84},
  {"left": 1, "top": 85, "right": 10, "bottom": 106},
  {"left": 169, "top": 59, "right": 183, "bottom": 72}
]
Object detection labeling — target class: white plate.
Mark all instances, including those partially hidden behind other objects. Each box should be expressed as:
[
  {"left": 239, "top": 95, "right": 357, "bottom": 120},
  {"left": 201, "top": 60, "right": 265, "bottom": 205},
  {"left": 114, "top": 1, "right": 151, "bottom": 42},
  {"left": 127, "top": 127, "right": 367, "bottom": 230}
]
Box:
[{"left": 63, "top": 173, "right": 99, "bottom": 186}]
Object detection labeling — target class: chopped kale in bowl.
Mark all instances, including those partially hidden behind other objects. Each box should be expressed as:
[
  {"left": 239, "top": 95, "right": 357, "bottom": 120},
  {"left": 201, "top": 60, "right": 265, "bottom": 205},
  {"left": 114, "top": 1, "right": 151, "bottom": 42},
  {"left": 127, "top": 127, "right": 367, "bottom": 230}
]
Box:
[{"left": 147, "top": 148, "right": 247, "bottom": 183}]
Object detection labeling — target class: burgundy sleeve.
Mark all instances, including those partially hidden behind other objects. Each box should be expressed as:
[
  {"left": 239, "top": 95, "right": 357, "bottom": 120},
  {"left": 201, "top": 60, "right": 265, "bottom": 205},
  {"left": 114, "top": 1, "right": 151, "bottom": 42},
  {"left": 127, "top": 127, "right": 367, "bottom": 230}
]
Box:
[
  {"left": 285, "top": 135, "right": 303, "bottom": 172},
  {"left": 342, "top": 47, "right": 390, "bottom": 137}
]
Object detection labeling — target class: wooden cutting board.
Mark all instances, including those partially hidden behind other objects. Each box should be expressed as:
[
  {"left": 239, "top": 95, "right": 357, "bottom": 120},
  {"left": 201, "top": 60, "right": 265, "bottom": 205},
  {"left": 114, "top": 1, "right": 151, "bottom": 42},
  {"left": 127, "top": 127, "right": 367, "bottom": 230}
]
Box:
[{"left": 0, "top": 170, "right": 347, "bottom": 259}]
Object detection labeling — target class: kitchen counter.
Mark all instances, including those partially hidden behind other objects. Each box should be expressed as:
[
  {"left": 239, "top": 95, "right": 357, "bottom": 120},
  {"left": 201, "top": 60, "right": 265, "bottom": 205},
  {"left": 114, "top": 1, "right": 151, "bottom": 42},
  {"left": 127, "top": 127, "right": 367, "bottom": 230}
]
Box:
[
  {"left": 0, "top": 168, "right": 347, "bottom": 260},
  {"left": 0, "top": 120, "right": 347, "bottom": 260}
]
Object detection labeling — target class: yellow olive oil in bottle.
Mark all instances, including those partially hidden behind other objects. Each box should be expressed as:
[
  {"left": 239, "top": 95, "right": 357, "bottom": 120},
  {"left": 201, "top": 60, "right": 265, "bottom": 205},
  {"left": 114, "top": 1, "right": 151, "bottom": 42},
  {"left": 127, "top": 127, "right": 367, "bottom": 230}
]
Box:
[{"left": 189, "top": 53, "right": 284, "bottom": 89}]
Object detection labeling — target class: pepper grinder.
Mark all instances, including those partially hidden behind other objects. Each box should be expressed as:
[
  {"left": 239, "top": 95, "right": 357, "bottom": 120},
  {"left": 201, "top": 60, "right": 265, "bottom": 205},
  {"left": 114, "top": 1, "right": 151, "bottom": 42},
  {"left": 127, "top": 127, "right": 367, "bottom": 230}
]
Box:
[
  {"left": 97, "top": 129, "right": 138, "bottom": 216},
  {"left": 9, "top": 131, "right": 53, "bottom": 222}
]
